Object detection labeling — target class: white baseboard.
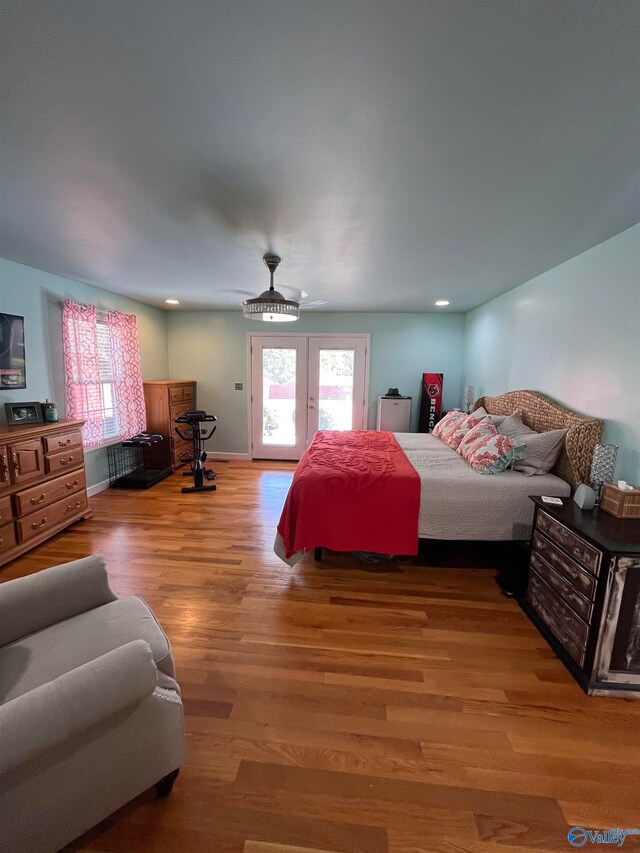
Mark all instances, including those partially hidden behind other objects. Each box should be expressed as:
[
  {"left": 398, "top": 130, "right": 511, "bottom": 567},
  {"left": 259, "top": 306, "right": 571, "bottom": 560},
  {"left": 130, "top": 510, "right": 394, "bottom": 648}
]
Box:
[
  {"left": 208, "top": 452, "right": 251, "bottom": 461},
  {"left": 87, "top": 479, "right": 110, "bottom": 496}
]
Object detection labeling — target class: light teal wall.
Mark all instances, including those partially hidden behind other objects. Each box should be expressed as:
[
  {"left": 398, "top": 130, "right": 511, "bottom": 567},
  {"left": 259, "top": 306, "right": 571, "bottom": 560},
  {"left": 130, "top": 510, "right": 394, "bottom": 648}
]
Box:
[
  {"left": 5, "top": 224, "right": 638, "bottom": 487},
  {"left": 0, "top": 259, "right": 169, "bottom": 486},
  {"left": 167, "top": 311, "right": 466, "bottom": 454},
  {"left": 463, "top": 224, "right": 640, "bottom": 485}
]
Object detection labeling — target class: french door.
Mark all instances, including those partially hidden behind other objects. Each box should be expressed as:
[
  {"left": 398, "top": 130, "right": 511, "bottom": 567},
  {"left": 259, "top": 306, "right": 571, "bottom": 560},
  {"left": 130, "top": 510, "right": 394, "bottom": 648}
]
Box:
[{"left": 249, "top": 334, "right": 369, "bottom": 460}]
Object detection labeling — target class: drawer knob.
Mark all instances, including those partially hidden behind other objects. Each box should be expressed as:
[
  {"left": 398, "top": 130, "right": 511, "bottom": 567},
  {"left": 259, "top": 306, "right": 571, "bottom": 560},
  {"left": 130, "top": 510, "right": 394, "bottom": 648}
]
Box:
[
  {"left": 30, "top": 493, "right": 46, "bottom": 505},
  {"left": 58, "top": 438, "right": 72, "bottom": 447},
  {"left": 66, "top": 479, "right": 79, "bottom": 489},
  {"left": 60, "top": 456, "right": 74, "bottom": 465},
  {"left": 31, "top": 517, "right": 47, "bottom": 530},
  {"left": 67, "top": 501, "right": 82, "bottom": 511},
  {"left": 574, "top": 546, "right": 584, "bottom": 557}
]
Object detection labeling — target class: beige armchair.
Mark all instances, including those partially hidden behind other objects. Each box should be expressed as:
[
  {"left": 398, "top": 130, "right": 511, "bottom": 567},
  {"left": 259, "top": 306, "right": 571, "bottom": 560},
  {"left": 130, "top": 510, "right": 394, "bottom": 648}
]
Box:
[{"left": 0, "top": 555, "right": 185, "bottom": 853}]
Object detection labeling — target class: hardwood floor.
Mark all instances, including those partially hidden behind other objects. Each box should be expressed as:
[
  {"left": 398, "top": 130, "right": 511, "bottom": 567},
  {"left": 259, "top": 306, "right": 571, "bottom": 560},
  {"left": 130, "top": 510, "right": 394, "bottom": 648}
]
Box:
[{"left": 3, "top": 460, "right": 639, "bottom": 853}]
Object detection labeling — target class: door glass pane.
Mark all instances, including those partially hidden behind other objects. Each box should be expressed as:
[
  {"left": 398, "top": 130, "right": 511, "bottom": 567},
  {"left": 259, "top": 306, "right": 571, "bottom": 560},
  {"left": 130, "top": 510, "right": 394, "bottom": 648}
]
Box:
[
  {"left": 262, "top": 348, "right": 297, "bottom": 445},
  {"left": 317, "top": 349, "right": 354, "bottom": 431}
]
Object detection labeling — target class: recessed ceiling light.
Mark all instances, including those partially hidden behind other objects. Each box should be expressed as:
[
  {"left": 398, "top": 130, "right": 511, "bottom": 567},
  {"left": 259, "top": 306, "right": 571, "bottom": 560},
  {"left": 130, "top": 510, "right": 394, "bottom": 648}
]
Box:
[
  {"left": 165, "top": 299, "right": 180, "bottom": 305},
  {"left": 435, "top": 300, "right": 450, "bottom": 307}
]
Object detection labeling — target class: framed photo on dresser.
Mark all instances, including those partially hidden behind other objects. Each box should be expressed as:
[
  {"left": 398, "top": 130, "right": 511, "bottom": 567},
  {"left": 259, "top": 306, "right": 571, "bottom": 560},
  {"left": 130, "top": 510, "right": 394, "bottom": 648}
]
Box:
[{"left": 4, "top": 401, "right": 43, "bottom": 424}]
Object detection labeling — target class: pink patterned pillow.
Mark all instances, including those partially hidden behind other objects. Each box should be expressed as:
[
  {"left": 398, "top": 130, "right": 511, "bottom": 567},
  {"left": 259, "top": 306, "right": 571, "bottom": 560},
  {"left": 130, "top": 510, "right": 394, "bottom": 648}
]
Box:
[
  {"left": 462, "top": 429, "right": 525, "bottom": 474},
  {"left": 441, "top": 413, "right": 484, "bottom": 450},
  {"left": 457, "top": 421, "right": 497, "bottom": 456},
  {"left": 433, "top": 411, "right": 464, "bottom": 439}
]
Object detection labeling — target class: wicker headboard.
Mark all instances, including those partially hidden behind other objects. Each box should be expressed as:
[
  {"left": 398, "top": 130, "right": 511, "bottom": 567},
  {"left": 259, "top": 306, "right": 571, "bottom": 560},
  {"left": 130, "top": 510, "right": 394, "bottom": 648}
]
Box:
[{"left": 474, "top": 390, "right": 602, "bottom": 490}]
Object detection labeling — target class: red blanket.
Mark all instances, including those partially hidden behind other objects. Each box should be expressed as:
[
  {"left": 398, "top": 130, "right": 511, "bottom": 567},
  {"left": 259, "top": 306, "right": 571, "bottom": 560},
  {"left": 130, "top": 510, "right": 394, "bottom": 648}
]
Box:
[{"left": 276, "top": 430, "right": 420, "bottom": 562}]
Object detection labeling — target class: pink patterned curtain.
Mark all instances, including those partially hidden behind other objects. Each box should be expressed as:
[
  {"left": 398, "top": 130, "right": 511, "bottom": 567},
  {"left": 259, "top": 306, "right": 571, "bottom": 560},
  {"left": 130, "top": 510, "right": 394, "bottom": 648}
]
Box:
[
  {"left": 62, "top": 299, "right": 105, "bottom": 448},
  {"left": 107, "top": 310, "right": 146, "bottom": 439}
]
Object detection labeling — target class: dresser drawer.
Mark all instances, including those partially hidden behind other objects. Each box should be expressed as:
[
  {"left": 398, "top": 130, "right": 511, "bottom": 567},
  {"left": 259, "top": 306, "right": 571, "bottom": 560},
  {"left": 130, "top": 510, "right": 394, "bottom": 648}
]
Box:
[
  {"left": 14, "top": 469, "right": 86, "bottom": 517},
  {"left": 42, "top": 429, "right": 83, "bottom": 454},
  {"left": 532, "top": 531, "right": 597, "bottom": 601},
  {"left": 173, "top": 437, "right": 192, "bottom": 464},
  {"left": 45, "top": 449, "right": 83, "bottom": 475},
  {"left": 169, "top": 386, "right": 184, "bottom": 403},
  {"left": 182, "top": 384, "right": 196, "bottom": 402},
  {"left": 171, "top": 402, "right": 194, "bottom": 426},
  {"left": 0, "top": 522, "right": 17, "bottom": 554},
  {"left": 0, "top": 495, "right": 12, "bottom": 526},
  {"left": 17, "top": 492, "right": 88, "bottom": 543},
  {"left": 530, "top": 550, "right": 593, "bottom": 624},
  {"left": 536, "top": 511, "right": 602, "bottom": 576},
  {"left": 528, "top": 583, "right": 586, "bottom": 668},
  {"left": 528, "top": 570, "right": 589, "bottom": 649}
]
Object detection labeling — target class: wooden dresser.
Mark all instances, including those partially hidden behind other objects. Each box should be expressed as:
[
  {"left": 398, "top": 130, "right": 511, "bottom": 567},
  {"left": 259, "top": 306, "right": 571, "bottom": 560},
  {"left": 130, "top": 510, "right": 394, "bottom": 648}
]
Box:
[
  {"left": 525, "top": 496, "right": 640, "bottom": 697},
  {"left": 143, "top": 381, "right": 197, "bottom": 468},
  {"left": 0, "top": 419, "right": 91, "bottom": 568}
]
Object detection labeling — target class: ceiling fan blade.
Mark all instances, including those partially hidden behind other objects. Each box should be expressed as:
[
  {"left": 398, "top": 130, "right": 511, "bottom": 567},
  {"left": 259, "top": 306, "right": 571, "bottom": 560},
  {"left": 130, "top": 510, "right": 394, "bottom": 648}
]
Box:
[{"left": 219, "top": 288, "right": 255, "bottom": 297}]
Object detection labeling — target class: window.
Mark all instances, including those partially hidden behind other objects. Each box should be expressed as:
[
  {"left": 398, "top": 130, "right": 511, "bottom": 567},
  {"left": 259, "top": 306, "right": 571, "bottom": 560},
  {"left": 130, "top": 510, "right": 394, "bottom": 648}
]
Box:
[
  {"left": 62, "top": 300, "right": 146, "bottom": 448},
  {"left": 96, "top": 317, "right": 120, "bottom": 441}
]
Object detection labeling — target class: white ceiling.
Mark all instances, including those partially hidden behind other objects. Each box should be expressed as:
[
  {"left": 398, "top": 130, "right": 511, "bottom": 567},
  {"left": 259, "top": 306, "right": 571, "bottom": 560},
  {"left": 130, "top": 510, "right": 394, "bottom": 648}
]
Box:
[{"left": 1, "top": 1, "right": 639, "bottom": 313}]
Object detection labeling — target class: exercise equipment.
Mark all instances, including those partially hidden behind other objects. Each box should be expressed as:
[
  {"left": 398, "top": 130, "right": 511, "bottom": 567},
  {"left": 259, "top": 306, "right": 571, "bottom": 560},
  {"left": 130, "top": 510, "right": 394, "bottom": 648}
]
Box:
[{"left": 174, "top": 411, "right": 218, "bottom": 493}]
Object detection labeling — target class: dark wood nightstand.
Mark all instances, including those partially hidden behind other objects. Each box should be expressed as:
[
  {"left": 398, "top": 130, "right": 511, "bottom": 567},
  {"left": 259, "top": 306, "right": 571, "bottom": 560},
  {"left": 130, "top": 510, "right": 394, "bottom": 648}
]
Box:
[{"left": 524, "top": 496, "right": 640, "bottom": 697}]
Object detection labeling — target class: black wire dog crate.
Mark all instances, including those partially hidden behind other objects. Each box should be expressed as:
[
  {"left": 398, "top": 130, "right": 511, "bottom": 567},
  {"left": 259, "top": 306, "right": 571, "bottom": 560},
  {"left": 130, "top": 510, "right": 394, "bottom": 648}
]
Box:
[{"left": 108, "top": 436, "right": 172, "bottom": 489}]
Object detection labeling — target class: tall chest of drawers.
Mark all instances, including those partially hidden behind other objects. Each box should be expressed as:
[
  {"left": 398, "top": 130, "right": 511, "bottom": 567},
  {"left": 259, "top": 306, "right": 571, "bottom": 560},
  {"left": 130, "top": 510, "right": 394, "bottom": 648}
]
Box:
[
  {"left": 525, "top": 496, "right": 640, "bottom": 697},
  {"left": 0, "top": 419, "right": 91, "bottom": 568},
  {"left": 143, "top": 381, "right": 197, "bottom": 469}
]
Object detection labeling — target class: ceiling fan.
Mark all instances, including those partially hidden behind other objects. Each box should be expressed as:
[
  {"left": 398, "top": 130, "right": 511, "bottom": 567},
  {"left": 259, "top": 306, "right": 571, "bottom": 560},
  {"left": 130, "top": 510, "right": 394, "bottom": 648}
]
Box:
[{"left": 230, "top": 254, "right": 327, "bottom": 321}]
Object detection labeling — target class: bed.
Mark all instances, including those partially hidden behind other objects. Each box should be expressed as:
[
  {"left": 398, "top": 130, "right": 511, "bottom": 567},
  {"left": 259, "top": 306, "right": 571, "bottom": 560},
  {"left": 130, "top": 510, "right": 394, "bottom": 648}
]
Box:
[{"left": 274, "top": 390, "right": 602, "bottom": 565}]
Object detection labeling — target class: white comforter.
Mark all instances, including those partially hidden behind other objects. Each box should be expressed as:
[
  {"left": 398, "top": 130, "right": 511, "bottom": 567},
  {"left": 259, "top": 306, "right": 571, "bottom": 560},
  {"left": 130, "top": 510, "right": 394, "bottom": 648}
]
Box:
[{"left": 394, "top": 432, "right": 571, "bottom": 541}]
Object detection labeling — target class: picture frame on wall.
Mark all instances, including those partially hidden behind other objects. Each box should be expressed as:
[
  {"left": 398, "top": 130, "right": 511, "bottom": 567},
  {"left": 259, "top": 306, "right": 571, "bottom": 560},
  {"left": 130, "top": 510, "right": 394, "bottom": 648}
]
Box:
[
  {"left": 4, "top": 402, "right": 43, "bottom": 425},
  {"left": 0, "top": 313, "right": 26, "bottom": 389}
]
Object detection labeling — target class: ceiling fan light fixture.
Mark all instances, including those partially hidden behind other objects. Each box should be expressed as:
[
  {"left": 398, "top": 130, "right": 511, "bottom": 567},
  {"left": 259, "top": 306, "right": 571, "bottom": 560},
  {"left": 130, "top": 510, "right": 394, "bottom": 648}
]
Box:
[{"left": 242, "top": 254, "right": 300, "bottom": 322}]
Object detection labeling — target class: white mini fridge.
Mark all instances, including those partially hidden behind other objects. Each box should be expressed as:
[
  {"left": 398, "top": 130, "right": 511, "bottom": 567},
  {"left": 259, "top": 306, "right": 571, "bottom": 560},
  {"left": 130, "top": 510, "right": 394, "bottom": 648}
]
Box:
[{"left": 376, "top": 395, "right": 412, "bottom": 432}]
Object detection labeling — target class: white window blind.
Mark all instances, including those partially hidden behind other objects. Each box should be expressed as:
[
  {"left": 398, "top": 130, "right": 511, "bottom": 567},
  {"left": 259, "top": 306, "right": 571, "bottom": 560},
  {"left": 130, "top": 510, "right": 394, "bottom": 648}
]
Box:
[{"left": 96, "top": 316, "right": 120, "bottom": 441}]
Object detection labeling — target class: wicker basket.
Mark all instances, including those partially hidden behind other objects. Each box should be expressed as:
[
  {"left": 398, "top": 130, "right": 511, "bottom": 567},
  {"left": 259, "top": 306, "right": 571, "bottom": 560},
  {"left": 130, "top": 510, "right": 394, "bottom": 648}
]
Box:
[{"left": 599, "top": 483, "right": 640, "bottom": 519}]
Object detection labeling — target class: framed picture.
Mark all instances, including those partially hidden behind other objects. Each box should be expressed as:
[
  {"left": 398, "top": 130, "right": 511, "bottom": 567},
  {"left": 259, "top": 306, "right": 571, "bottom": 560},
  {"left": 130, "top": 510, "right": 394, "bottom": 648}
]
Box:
[
  {"left": 4, "top": 402, "right": 43, "bottom": 425},
  {"left": 0, "top": 313, "right": 26, "bottom": 389}
]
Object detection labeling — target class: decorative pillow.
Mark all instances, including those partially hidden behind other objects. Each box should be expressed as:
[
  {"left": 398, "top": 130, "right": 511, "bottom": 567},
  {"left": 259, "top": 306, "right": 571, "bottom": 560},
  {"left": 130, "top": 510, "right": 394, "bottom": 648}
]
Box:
[
  {"left": 497, "top": 412, "right": 566, "bottom": 475},
  {"left": 497, "top": 411, "right": 531, "bottom": 441},
  {"left": 470, "top": 406, "right": 489, "bottom": 420},
  {"left": 514, "top": 429, "right": 566, "bottom": 476},
  {"left": 485, "top": 409, "right": 521, "bottom": 428},
  {"left": 432, "top": 411, "right": 464, "bottom": 439},
  {"left": 441, "top": 412, "right": 484, "bottom": 451},
  {"left": 484, "top": 414, "right": 506, "bottom": 427},
  {"left": 457, "top": 421, "right": 497, "bottom": 456},
  {"left": 461, "top": 427, "right": 527, "bottom": 474}
]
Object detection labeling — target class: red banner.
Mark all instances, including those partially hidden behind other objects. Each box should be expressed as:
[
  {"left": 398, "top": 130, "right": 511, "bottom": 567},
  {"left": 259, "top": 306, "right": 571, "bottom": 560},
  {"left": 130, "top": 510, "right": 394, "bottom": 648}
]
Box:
[{"left": 418, "top": 373, "right": 443, "bottom": 433}]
